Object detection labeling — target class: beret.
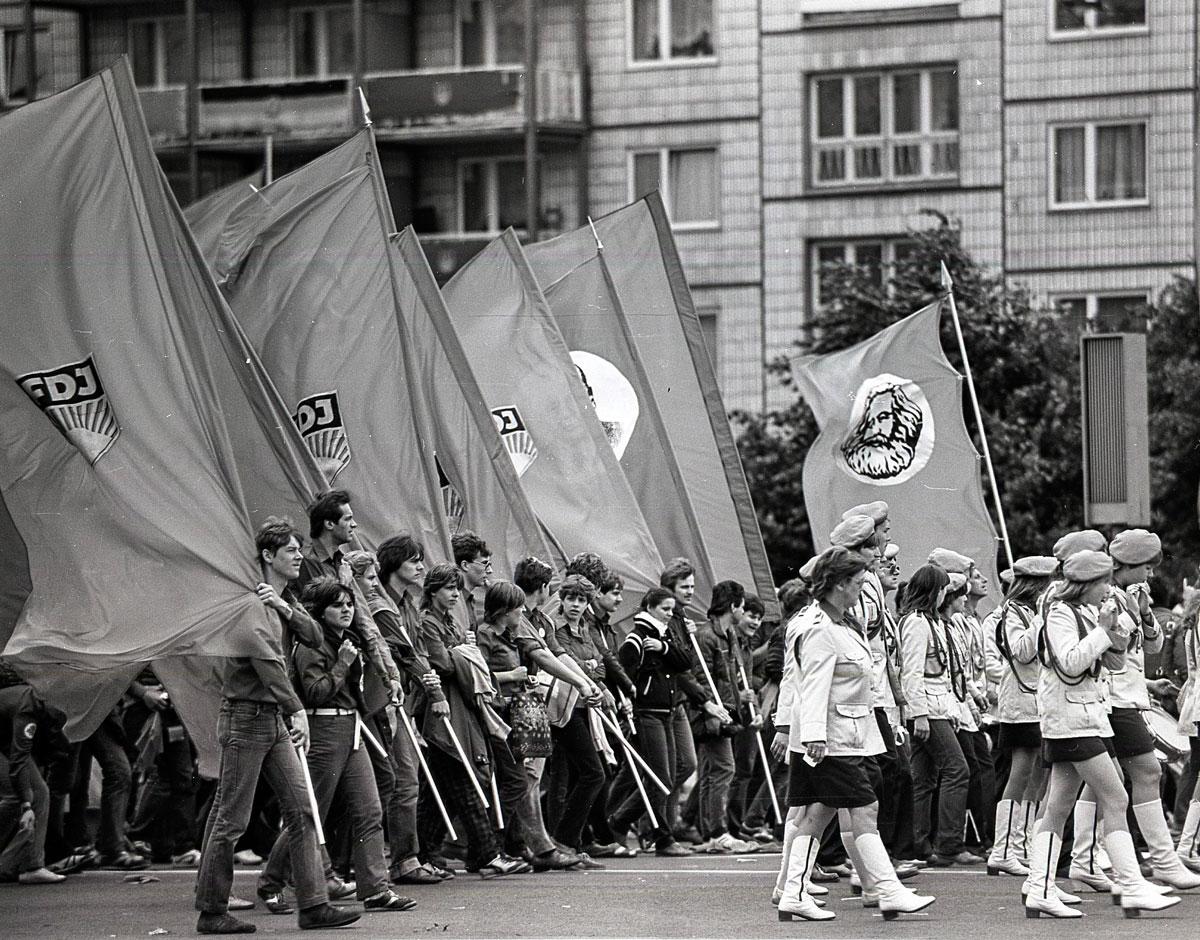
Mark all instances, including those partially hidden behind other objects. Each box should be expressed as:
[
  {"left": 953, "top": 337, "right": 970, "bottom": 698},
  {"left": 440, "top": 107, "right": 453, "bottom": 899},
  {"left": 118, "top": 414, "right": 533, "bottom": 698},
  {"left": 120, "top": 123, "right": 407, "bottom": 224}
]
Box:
[
  {"left": 829, "top": 515, "right": 876, "bottom": 548},
  {"left": 1052, "top": 529, "right": 1107, "bottom": 562},
  {"left": 1108, "top": 529, "right": 1162, "bottom": 567},
  {"left": 842, "top": 501, "right": 889, "bottom": 526},
  {"left": 946, "top": 572, "right": 968, "bottom": 592},
  {"left": 799, "top": 555, "right": 819, "bottom": 582},
  {"left": 999, "top": 568, "right": 1014, "bottom": 586},
  {"left": 882, "top": 543, "right": 901, "bottom": 562},
  {"left": 928, "top": 547, "right": 973, "bottom": 574},
  {"left": 1061, "top": 550, "right": 1113, "bottom": 583},
  {"left": 1013, "top": 555, "right": 1059, "bottom": 578}
]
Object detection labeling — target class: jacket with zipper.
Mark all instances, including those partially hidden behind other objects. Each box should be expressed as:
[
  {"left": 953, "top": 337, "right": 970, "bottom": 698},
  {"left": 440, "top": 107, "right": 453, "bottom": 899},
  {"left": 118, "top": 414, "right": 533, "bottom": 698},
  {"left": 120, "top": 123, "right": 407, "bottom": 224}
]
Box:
[{"left": 619, "top": 612, "right": 694, "bottom": 712}]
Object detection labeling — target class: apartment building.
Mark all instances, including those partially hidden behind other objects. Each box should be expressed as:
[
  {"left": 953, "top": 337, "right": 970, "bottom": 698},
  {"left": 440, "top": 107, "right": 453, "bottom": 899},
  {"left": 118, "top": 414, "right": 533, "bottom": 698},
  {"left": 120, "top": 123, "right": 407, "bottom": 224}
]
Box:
[{"left": 3, "top": 0, "right": 1194, "bottom": 413}]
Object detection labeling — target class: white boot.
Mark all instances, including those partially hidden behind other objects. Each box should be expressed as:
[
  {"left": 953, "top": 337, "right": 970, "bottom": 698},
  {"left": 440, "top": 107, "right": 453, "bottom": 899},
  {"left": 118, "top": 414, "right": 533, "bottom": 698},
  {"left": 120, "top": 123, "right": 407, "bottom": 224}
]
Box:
[
  {"left": 1023, "top": 829, "right": 1083, "bottom": 918},
  {"left": 771, "top": 816, "right": 798, "bottom": 906},
  {"left": 1069, "top": 801, "right": 1114, "bottom": 891},
  {"left": 988, "top": 799, "right": 1030, "bottom": 876},
  {"left": 842, "top": 830, "right": 877, "bottom": 907},
  {"left": 855, "top": 832, "right": 935, "bottom": 920},
  {"left": 777, "top": 835, "right": 835, "bottom": 921},
  {"left": 1176, "top": 801, "right": 1200, "bottom": 872},
  {"left": 1133, "top": 799, "right": 1200, "bottom": 889},
  {"left": 1013, "top": 800, "right": 1034, "bottom": 864},
  {"left": 1106, "top": 829, "right": 1182, "bottom": 917}
]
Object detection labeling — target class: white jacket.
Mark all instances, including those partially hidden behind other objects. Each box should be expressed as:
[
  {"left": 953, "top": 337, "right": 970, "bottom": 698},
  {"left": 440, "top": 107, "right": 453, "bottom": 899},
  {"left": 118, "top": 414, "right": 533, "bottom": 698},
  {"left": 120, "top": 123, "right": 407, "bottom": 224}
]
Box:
[
  {"left": 788, "top": 608, "right": 884, "bottom": 757},
  {"left": 1038, "top": 601, "right": 1114, "bottom": 739},
  {"left": 772, "top": 606, "right": 811, "bottom": 734},
  {"left": 1107, "top": 586, "right": 1162, "bottom": 710},
  {"left": 992, "top": 601, "right": 1040, "bottom": 724},
  {"left": 898, "top": 611, "right": 957, "bottom": 721}
]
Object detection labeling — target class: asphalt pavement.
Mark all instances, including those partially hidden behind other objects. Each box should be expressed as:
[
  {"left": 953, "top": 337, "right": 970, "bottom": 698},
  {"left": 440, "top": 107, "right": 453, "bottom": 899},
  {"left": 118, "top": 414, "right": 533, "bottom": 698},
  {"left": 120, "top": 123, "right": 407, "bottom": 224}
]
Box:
[{"left": 4, "top": 852, "right": 1200, "bottom": 940}]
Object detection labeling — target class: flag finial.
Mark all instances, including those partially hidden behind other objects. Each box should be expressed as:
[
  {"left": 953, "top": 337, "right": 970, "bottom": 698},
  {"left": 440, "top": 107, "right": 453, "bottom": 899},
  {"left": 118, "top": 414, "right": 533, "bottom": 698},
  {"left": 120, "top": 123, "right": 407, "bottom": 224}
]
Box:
[
  {"left": 939, "top": 260, "right": 953, "bottom": 292},
  {"left": 587, "top": 216, "right": 603, "bottom": 252},
  {"left": 357, "top": 87, "right": 373, "bottom": 127}
]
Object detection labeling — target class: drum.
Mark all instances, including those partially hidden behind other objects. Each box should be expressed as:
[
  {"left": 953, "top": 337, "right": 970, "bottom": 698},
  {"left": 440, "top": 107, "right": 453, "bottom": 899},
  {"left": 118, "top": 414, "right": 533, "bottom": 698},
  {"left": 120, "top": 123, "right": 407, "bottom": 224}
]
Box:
[{"left": 1144, "top": 706, "right": 1190, "bottom": 772}]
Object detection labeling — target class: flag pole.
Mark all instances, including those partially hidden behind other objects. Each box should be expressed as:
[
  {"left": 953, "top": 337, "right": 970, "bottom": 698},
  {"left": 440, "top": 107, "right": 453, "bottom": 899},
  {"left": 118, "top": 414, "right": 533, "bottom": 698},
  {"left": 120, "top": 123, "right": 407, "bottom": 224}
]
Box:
[{"left": 940, "top": 261, "right": 1014, "bottom": 571}]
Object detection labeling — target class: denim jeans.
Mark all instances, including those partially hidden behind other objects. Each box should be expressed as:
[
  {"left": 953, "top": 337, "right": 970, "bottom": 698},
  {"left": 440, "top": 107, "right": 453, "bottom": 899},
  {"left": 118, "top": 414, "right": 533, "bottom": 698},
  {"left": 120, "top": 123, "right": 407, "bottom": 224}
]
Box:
[
  {"left": 695, "top": 735, "right": 736, "bottom": 838},
  {"left": 385, "top": 711, "right": 421, "bottom": 869},
  {"left": 666, "top": 705, "right": 695, "bottom": 831},
  {"left": 259, "top": 714, "right": 387, "bottom": 900},
  {"left": 610, "top": 710, "right": 674, "bottom": 846},
  {"left": 66, "top": 716, "right": 131, "bottom": 857},
  {"left": 0, "top": 752, "right": 49, "bottom": 875},
  {"left": 492, "top": 738, "right": 553, "bottom": 856},
  {"left": 909, "top": 717, "right": 969, "bottom": 858},
  {"left": 548, "top": 708, "right": 606, "bottom": 850},
  {"left": 195, "top": 701, "right": 328, "bottom": 914},
  {"left": 957, "top": 727, "right": 996, "bottom": 847}
]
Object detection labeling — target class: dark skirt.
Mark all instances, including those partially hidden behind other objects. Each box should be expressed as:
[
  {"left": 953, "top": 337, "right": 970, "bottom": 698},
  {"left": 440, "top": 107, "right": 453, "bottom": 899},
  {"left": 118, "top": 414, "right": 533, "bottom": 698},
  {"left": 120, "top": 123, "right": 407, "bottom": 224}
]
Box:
[
  {"left": 1109, "top": 707, "right": 1156, "bottom": 758},
  {"left": 1042, "top": 735, "right": 1116, "bottom": 765},
  {"left": 787, "top": 753, "right": 881, "bottom": 808},
  {"left": 998, "top": 721, "right": 1042, "bottom": 751}
]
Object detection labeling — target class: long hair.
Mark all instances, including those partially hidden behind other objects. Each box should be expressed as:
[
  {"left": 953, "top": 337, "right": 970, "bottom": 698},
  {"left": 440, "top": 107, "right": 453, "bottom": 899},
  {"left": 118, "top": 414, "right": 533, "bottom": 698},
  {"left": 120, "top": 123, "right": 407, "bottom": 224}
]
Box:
[
  {"left": 898, "top": 565, "right": 950, "bottom": 619},
  {"left": 301, "top": 576, "right": 353, "bottom": 622},
  {"left": 484, "top": 580, "right": 526, "bottom": 624},
  {"left": 421, "top": 563, "right": 464, "bottom": 610},
  {"left": 1054, "top": 576, "right": 1106, "bottom": 605},
  {"left": 1006, "top": 573, "right": 1050, "bottom": 608}
]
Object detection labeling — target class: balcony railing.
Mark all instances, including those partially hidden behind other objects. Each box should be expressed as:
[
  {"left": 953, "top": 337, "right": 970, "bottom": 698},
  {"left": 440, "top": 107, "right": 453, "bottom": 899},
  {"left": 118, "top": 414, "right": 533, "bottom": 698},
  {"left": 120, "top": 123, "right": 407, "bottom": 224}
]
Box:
[
  {"left": 135, "top": 66, "right": 582, "bottom": 145},
  {"left": 812, "top": 133, "right": 959, "bottom": 188}
]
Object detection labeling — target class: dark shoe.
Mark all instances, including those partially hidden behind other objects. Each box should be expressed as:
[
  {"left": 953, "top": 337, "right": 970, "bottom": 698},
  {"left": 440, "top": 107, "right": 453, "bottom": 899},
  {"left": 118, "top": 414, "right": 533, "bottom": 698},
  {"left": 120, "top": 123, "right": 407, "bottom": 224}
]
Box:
[
  {"left": 810, "top": 864, "right": 840, "bottom": 883},
  {"left": 391, "top": 865, "right": 442, "bottom": 885},
  {"left": 479, "top": 854, "right": 532, "bottom": 878},
  {"left": 326, "top": 877, "right": 357, "bottom": 900},
  {"left": 298, "top": 903, "right": 361, "bottom": 930},
  {"left": 47, "top": 853, "right": 90, "bottom": 876},
  {"left": 951, "top": 851, "right": 982, "bottom": 865},
  {"left": 363, "top": 889, "right": 417, "bottom": 911},
  {"left": 197, "top": 913, "right": 256, "bottom": 934},
  {"left": 655, "top": 840, "right": 693, "bottom": 858},
  {"left": 532, "top": 848, "right": 578, "bottom": 871},
  {"left": 98, "top": 850, "right": 148, "bottom": 871},
  {"left": 426, "top": 863, "right": 455, "bottom": 881},
  {"left": 674, "top": 825, "right": 703, "bottom": 845},
  {"left": 583, "top": 841, "right": 622, "bottom": 858},
  {"left": 925, "top": 854, "right": 955, "bottom": 868},
  {"left": 256, "top": 886, "right": 294, "bottom": 915},
  {"left": 571, "top": 852, "right": 605, "bottom": 870}
]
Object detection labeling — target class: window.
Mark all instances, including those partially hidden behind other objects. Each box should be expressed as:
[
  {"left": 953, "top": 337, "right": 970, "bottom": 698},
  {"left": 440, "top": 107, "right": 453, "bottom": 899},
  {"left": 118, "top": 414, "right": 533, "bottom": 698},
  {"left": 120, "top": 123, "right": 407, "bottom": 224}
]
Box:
[
  {"left": 458, "top": 0, "right": 525, "bottom": 67},
  {"left": 811, "top": 67, "right": 958, "bottom": 188},
  {"left": 0, "top": 27, "right": 51, "bottom": 101},
  {"left": 630, "top": 147, "right": 719, "bottom": 228},
  {"left": 810, "top": 239, "right": 917, "bottom": 307},
  {"left": 129, "top": 16, "right": 214, "bottom": 89},
  {"left": 630, "top": 0, "right": 714, "bottom": 64},
  {"left": 1055, "top": 292, "right": 1149, "bottom": 332},
  {"left": 1052, "top": 0, "right": 1146, "bottom": 35},
  {"left": 1051, "top": 121, "right": 1146, "bottom": 208},
  {"left": 291, "top": 6, "right": 354, "bottom": 78},
  {"left": 459, "top": 158, "right": 528, "bottom": 234}
]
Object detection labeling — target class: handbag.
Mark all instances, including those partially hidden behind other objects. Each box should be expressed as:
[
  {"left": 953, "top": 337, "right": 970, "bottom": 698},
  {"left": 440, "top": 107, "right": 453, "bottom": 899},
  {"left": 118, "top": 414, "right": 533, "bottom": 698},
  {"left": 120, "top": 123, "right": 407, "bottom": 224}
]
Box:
[{"left": 507, "top": 688, "right": 553, "bottom": 759}]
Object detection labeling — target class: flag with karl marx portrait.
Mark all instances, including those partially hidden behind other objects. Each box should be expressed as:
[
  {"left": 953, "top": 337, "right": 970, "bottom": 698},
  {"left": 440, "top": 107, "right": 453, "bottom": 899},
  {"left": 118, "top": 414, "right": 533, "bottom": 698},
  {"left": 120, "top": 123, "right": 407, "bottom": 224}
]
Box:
[{"left": 792, "top": 299, "right": 1000, "bottom": 593}]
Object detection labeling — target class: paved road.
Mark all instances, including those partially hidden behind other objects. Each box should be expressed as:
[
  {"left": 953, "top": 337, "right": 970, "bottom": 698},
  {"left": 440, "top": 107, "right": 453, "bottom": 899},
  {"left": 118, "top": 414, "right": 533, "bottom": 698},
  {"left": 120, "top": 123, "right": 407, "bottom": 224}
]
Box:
[{"left": 4, "top": 853, "right": 1200, "bottom": 939}]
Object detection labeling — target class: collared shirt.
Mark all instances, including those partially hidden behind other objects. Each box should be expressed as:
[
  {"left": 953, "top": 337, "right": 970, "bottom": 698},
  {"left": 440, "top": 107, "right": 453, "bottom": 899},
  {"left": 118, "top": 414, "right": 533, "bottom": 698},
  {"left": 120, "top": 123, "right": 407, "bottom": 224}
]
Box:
[
  {"left": 524, "top": 606, "right": 565, "bottom": 656},
  {"left": 419, "top": 606, "right": 470, "bottom": 679},
  {"left": 219, "top": 591, "right": 322, "bottom": 714},
  {"left": 294, "top": 622, "right": 364, "bottom": 711},
  {"left": 371, "top": 597, "right": 447, "bottom": 706},
  {"left": 584, "top": 604, "right": 634, "bottom": 696},
  {"left": 556, "top": 617, "right": 605, "bottom": 683},
  {"left": 476, "top": 618, "right": 550, "bottom": 697}
]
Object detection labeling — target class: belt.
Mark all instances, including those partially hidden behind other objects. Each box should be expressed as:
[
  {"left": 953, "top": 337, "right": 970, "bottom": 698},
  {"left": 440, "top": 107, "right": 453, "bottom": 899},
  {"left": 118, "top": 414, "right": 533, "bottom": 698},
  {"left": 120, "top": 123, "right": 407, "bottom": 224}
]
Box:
[{"left": 305, "top": 707, "right": 356, "bottom": 717}]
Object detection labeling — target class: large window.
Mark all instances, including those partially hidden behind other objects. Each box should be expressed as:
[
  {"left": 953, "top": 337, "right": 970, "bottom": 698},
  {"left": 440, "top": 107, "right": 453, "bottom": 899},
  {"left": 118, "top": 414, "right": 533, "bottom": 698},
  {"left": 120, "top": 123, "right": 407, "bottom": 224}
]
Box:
[
  {"left": 1052, "top": 0, "right": 1146, "bottom": 35},
  {"left": 291, "top": 6, "right": 354, "bottom": 78},
  {"left": 129, "top": 18, "right": 188, "bottom": 89},
  {"left": 811, "top": 67, "right": 958, "bottom": 188},
  {"left": 459, "top": 158, "right": 528, "bottom": 234},
  {"left": 1051, "top": 121, "right": 1147, "bottom": 208},
  {"left": 631, "top": 147, "right": 719, "bottom": 228},
  {"left": 630, "top": 0, "right": 714, "bottom": 64},
  {"left": 810, "top": 239, "right": 917, "bottom": 307},
  {"left": 1055, "top": 292, "right": 1149, "bottom": 332},
  {"left": 0, "top": 27, "right": 51, "bottom": 101},
  {"left": 458, "top": 0, "right": 524, "bottom": 67}
]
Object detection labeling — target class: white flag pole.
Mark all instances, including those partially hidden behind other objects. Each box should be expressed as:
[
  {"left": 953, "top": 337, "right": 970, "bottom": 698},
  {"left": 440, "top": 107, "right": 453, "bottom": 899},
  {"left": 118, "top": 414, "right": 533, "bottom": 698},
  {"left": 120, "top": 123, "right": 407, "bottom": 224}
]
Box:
[{"left": 940, "top": 261, "right": 1014, "bottom": 571}]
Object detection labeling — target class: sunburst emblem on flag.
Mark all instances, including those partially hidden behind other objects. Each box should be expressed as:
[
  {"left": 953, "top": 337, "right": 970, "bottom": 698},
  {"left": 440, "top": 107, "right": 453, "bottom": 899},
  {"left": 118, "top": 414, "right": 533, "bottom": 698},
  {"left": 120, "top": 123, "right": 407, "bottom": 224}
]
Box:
[
  {"left": 435, "top": 454, "right": 465, "bottom": 531},
  {"left": 292, "top": 391, "right": 350, "bottom": 481},
  {"left": 17, "top": 355, "right": 120, "bottom": 465},
  {"left": 837, "top": 372, "right": 935, "bottom": 486},
  {"left": 570, "top": 351, "right": 639, "bottom": 460},
  {"left": 491, "top": 405, "right": 537, "bottom": 477}
]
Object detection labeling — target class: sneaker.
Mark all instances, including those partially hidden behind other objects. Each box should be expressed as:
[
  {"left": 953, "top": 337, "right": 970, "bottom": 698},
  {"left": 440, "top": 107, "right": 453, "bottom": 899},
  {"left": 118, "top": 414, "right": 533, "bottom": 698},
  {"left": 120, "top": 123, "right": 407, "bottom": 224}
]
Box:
[
  {"left": 391, "top": 864, "right": 442, "bottom": 885},
  {"left": 702, "top": 833, "right": 735, "bottom": 854},
  {"left": 227, "top": 896, "right": 255, "bottom": 912},
  {"left": 197, "top": 913, "right": 256, "bottom": 934},
  {"left": 363, "top": 888, "right": 417, "bottom": 911},
  {"left": 582, "top": 841, "right": 623, "bottom": 858},
  {"left": 46, "top": 853, "right": 90, "bottom": 875},
  {"left": 17, "top": 867, "right": 66, "bottom": 885},
  {"left": 729, "top": 836, "right": 760, "bottom": 854},
  {"left": 531, "top": 848, "right": 578, "bottom": 871},
  {"left": 479, "top": 854, "right": 532, "bottom": 878},
  {"left": 97, "top": 850, "right": 148, "bottom": 871},
  {"left": 326, "top": 877, "right": 357, "bottom": 900},
  {"left": 810, "top": 864, "right": 840, "bottom": 883},
  {"left": 233, "top": 849, "right": 263, "bottom": 866},
  {"left": 674, "top": 825, "right": 703, "bottom": 845},
  {"left": 172, "top": 848, "right": 202, "bottom": 867},
  {"left": 571, "top": 852, "right": 605, "bottom": 870},
  {"left": 256, "top": 887, "right": 294, "bottom": 915},
  {"left": 298, "top": 903, "right": 361, "bottom": 930},
  {"left": 655, "top": 840, "right": 693, "bottom": 858}
]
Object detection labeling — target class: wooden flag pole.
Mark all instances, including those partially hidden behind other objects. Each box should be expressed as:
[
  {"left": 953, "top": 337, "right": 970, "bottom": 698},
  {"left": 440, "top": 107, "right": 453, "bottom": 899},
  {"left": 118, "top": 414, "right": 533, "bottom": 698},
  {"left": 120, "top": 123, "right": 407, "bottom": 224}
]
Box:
[
  {"left": 594, "top": 708, "right": 670, "bottom": 795},
  {"left": 940, "top": 261, "right": 1015, "bottom": 572},
  {"left": 294, "top": 745, "right": 326, "bottom": 846},
  {"left": 441, "top": 716, "right": 490, "bottom": 810},
  {"left": 735, "top": 658, "right": 782, "bottom": 825},
  {"left": 394, "top": 706, "right": 457, "bottom": 841}
]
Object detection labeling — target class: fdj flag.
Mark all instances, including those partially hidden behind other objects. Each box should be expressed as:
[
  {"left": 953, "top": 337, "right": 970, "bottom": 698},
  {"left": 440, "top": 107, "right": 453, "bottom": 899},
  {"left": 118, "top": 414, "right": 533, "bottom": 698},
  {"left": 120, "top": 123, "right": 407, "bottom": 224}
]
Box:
[{"left": 792, "top": 300, "right": 1000, "bottom": 594}]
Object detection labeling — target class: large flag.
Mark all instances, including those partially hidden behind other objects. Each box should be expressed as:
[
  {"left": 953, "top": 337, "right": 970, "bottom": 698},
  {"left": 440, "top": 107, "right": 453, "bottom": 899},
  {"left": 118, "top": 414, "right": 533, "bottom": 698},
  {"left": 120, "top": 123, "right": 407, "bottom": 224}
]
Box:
[
  {"left": 442, "top": 231, "right": 664, "bottom": 597},
  {"left": 183, "top": 171, "right": 261, "bottom": 262},
  {"left": 792, "top": 299, "right": 1000, "bottom": 597},
  {"left": 0, "top": 61, "right": 327, "bottom": 772},
  {"left": 526, "top": 194, "right": 776, "bottom": 612}
]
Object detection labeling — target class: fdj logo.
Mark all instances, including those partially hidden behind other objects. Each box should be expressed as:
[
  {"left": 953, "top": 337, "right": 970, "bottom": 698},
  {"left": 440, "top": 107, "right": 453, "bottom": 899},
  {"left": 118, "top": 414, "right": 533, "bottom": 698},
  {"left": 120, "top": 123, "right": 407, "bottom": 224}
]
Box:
[
  {"left": 17, "top": 355, "right": 120, "bottom": 465},
  {"left": 491, "top": 406, "right": 526, "bottom": 435},
  {"left": 292, "top": 391, "right": 350, "bottom": 481},
  {"left": 491, "top": 405, "right": 537, "bottom": 478}
]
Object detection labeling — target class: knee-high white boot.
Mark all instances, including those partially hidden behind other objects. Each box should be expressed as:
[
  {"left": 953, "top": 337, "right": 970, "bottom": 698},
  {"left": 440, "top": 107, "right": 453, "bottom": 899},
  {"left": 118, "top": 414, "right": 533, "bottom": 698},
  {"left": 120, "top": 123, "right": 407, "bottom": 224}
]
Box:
[
  {"left": 1132, "top": 800, "right": 1200, "bottom": 889},
  {"left": 777, "top": 835, "right": 835, "bottom": 921},
  {"left": 988, "top": 799, "right": 1030, "bottom": 876},
  {"left": 855, "top": 832, "right": 935, "bottom": 920},
  {"left": 772, "top": 815, "right": 825, "bottom": 905},
  {"left": 1106, "top": 829, "right": 1182, "bottom": 917},
  {"left": 1013, "top": 800, "right": 1035, "bottom": 863},
  {"left": 1176, "top": 801, "right": 1200, "bottom": 872},
  {"left": 1069, "top": 801, "right": 1114, "bottom": 891},
  {"left": 1024, "top": 829, "right": 1082, "bottom": 918},
  {"left": 842, "top": 829, "right": 876, "bottom": 906}
]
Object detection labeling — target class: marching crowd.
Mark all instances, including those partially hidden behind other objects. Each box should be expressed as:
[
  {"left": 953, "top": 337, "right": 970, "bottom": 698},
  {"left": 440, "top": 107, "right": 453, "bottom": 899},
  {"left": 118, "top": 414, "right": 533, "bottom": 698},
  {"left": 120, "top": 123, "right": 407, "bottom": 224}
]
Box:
[{"left": 3, "top": 491, "right": 1200, "bottom": 931}]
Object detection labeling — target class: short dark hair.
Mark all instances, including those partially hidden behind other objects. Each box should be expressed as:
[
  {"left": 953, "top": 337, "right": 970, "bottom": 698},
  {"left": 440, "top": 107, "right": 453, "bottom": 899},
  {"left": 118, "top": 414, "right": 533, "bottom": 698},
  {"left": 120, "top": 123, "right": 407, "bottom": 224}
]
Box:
[
  {"left": 377, "top": 534, "right": 424, "bottom": 585},
  {"left": 639, "top": 587, "right": 675, "bottom": 612},
  {"left": 778, "top": 579, "right": 809, "bottom": 618},
  {"left": 514, "top": 556, "right": 553, "bottom": 596},
  {"left": 452, "top": 531, "right": 490, "bottom": 568},
  {"left": 421, "top": 563, "right": 464, "bottom": 610},
  {"left": 744, "top": 593, "right": 765, "bottom": 618},
  {"left": 256, "top": 517, "right": 301, "bottom": 560},
  {"left": 808, "top": 547, "right": 869, "bottom": 601},
  {"left": 307, "top": 489, "right": 352, "bottom": 540},
  {"left": 899, "top": 565, "right": 951, "bottom": 619},
  {"left": 707, "top": 580, "right": 746, "bottom": 619},
  {"left": 559, "top": 574, "right": 596, "bottom": 602},
  {"left": 565, "top": 552, "right": 609, "bottom": 590},
  {"left": 484, "top": 580, "right": 526, "bottom": 623},
  {"left": 659, "top": 558, "right": 695, "bottom": 591},
  {"left": 301, "top": 576, "right": 353, "bottom": 621},
  {"left": 598, "top": 571, "right": 625, "bottom": 594}
]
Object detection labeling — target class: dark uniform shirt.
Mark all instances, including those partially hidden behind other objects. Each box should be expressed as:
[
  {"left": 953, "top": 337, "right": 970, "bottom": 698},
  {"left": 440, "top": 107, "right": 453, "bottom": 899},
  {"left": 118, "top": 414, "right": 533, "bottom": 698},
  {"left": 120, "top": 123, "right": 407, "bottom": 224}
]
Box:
[
  {"left": 219, "top": 591, "right": 323, "bottom": 714},
  {"left": 555, "top": 617, "right": 605, "bottom": 684},
  {"left": 0, "top": 685, "right": 43, "bottom": 803},
  {"left": 294, "top": 621, "right": 365, "bottom": 711},
  {"left": 476, "top": 618, "right": 550, "bottom": 699}
]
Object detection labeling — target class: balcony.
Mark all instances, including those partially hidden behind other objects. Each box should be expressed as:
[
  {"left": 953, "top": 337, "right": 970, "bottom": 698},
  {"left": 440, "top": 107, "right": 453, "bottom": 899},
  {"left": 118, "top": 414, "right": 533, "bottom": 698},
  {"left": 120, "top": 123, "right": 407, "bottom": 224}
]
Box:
[{"left": 136, "top": 66, "right": 583, "bottom": 147}]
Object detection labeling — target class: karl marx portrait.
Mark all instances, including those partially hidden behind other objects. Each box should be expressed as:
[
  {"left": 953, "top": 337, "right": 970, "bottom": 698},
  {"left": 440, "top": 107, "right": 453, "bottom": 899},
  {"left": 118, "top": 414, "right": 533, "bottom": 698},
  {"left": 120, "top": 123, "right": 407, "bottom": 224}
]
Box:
[{"left": 839, "top": 381, "right": 925, "bottom": 481}]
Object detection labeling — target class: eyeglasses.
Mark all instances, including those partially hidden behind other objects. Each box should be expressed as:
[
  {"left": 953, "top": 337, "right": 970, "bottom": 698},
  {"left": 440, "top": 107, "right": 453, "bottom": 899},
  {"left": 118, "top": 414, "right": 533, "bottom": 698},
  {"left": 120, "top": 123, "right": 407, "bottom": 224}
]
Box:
[{"left": 470, "top": 558, "right": 494, "bottom": 570}]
